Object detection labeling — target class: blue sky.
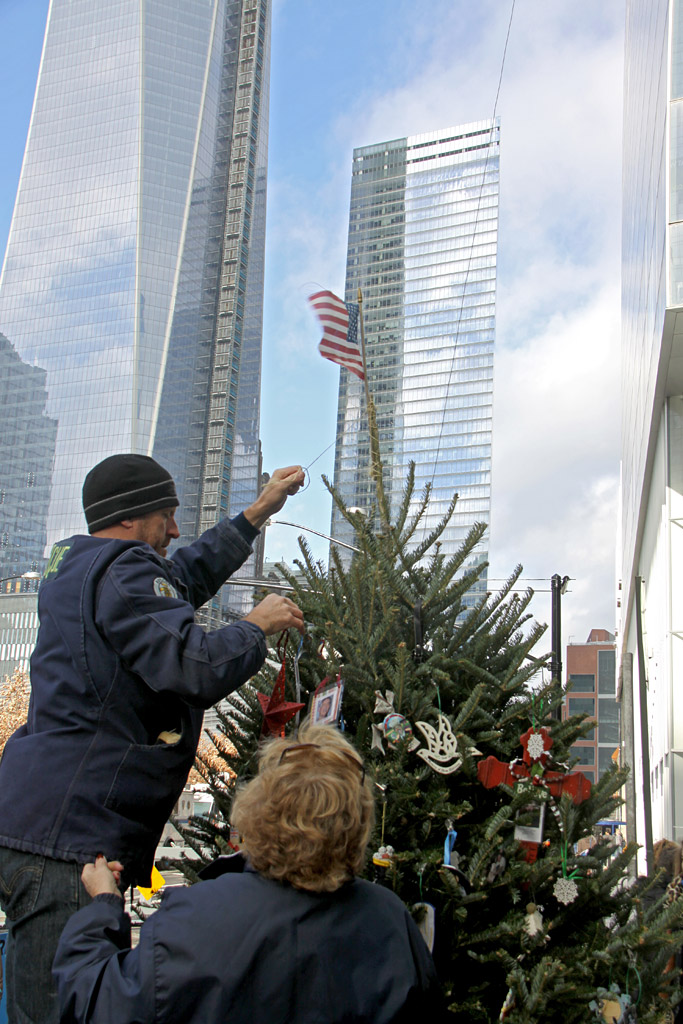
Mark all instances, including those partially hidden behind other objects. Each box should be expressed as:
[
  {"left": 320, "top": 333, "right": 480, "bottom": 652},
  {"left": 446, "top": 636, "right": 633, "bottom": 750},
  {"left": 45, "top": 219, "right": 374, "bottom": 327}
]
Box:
[{"left": 0, "top": 0, "right": 626, "bottom": 657}]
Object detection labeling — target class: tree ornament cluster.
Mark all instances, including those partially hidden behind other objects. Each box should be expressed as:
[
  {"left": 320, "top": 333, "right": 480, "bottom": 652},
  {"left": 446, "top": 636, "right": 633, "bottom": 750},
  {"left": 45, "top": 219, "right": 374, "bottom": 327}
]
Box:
[{"left": 176, "top": 460, "right": 683, "bottom": 1023}]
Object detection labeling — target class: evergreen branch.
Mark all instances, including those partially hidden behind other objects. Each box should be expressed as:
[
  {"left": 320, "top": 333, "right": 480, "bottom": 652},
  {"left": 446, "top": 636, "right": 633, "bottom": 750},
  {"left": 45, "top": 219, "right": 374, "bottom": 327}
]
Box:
[
  {"left": 391, "top": 462, "right": 418, "bottom": 538},
  {"left": 451, "top": 683, "right": 487, "bottom": 733},
  {"left": 484, "top": 803, "right": 514, "bottom": 841},
  {"left": 393, "top": 472, "right": 433, "bottom": 552},
  {"left": 405, "top": 512, "right": 483, "bottom": 576}
]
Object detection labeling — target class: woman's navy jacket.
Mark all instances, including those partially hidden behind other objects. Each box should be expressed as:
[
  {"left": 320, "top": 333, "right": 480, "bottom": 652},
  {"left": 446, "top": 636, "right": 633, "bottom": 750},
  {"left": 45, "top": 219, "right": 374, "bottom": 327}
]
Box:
[
  {"left": 55, "top": 865, "right": 444, "bottom": 1024},
  {"left": 0, "top": 515, "right": 265, "bottom": 885}
]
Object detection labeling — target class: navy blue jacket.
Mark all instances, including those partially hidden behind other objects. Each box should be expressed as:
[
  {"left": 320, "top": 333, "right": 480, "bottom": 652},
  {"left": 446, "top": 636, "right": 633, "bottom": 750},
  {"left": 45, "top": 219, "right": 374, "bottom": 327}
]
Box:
[
  {"left": 54, "top": 866, "right": 443, "bottom": 1024},
  {"left": 0, "top": 516, "right": 266, "bottom": 885}
]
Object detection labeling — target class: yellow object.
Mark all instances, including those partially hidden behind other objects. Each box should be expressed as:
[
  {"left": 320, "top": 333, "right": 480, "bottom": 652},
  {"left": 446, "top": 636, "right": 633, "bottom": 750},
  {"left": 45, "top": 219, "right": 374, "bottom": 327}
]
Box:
[
  {"left": 136, "top": 865, "right": 166, "bottom": 901},
  {"left": 599, "top": 998, "right": 622, "bottom": 1023},
  {"left": 156, "top": 730, "right": 181, "bottom": 745}
]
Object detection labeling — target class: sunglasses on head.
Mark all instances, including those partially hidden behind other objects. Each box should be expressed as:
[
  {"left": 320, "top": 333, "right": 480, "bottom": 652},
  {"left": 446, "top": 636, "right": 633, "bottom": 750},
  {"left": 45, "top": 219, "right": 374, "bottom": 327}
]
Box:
[{"left": 278, "top": 743, "right": 366, "bottom": 784}]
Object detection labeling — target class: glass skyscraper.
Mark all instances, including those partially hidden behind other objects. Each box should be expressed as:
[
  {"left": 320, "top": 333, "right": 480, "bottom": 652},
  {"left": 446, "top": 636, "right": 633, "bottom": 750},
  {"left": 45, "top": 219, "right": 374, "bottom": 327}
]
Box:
[
  {"left": 618, "top": 0, "right": 683, "bottom": 859},
  {"left": 0, "top": 0, "right": 269, "bottom": 609},
  {"left": 332, "top": 121, "right": 499, "bottom": 577}
]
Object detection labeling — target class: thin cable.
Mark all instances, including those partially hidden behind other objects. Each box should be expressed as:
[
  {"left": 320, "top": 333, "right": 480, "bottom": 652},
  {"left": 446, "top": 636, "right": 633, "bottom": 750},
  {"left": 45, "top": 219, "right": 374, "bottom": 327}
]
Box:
[
  {"left": 487, "top": 577, "right": 574, "bottom": 582},
  {"left": 305, "top": 439, "right": 337, "bottom": 472},
  {"left": 428, "top": 0, "right": 516, "bottom": 492},
  {"left": 301, "top": 436, "right": 339, "bottom": 491}
]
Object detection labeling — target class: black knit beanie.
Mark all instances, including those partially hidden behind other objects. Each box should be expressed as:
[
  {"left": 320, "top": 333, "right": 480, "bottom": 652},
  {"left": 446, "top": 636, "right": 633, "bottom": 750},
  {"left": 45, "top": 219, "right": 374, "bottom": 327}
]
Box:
[{"left": 83, "top": 454, "right": 178, "bottom": 533}]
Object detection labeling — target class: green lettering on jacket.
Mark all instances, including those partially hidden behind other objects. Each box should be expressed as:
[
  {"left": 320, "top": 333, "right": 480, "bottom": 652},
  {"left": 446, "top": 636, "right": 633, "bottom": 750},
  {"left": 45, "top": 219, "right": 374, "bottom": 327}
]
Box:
[{"left": 44, "top": 542, "right": 73, "bottom": 580}]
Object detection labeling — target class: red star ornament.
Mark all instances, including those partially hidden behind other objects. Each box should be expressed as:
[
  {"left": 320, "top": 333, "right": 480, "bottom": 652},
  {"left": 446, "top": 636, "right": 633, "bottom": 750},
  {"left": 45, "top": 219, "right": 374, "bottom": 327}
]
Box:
[{"left": 257, "top": 669, "right": 305, "bottom": 738}]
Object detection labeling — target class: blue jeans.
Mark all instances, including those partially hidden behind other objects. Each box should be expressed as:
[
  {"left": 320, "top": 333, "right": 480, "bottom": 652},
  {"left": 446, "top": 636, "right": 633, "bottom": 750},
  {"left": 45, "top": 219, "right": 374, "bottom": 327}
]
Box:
[{"left": 0, "top": 848, "right": 91, "bottom": 1024}]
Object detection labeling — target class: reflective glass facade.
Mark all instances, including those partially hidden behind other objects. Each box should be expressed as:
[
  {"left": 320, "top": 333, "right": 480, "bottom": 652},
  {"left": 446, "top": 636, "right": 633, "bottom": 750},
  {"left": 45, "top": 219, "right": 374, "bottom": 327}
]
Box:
[
  {"left": 332, "top": 122, "right": 499, "bottom": 576},
  {"left": 0, "top": 0, "right": 269, "bottom": 591}
]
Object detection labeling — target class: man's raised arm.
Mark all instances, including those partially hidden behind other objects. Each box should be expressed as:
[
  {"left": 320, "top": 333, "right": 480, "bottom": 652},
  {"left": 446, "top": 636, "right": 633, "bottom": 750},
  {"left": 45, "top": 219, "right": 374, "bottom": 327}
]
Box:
[{"left": 243, "top": 465, "right": 305, "bottom": 529}]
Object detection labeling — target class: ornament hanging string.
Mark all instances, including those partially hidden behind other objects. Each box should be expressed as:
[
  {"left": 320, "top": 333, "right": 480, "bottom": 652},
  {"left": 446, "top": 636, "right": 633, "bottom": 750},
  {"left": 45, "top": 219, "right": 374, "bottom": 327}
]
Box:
[
  {"left": 626, "top": 960, "right": 642, "bottom": 1007},
  {"left": 294, "top": 634, "right": 305, "bottom": 727},
  {"left": 607, "top": 959, "right": 642, "bottom": 1009},
  {"left": 277, "top": 629, "right": 289, "bottom": 665},
  {"left": 444, "top": 826, "right": 458, "bottom": 866},
  {"left": 379, "top": 795, "right": 387, "bottom": 847},
  {"left": 298, "top": 439, "right": 338, "bottom": 493},
  {"left": 560, "top": 839, "right": 580, "bottom": 881},
  {"left": 433, "top": 682, "right": 442, "bottom": 715}
]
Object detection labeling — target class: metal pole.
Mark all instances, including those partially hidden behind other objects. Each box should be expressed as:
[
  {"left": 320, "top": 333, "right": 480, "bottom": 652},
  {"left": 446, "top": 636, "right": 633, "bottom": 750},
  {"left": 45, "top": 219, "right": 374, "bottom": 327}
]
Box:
[
  {"left": 620, "top": 651, "right": 637, "bottom": 874},
  {"left": 550, "top": 574, "right": 562, "bottom": 684},
  {"left": 635, "top": 576, "right": 654, "bottom": 874},
  {"left": 550, "top": 574, "right": 568, "bottom": 719}
]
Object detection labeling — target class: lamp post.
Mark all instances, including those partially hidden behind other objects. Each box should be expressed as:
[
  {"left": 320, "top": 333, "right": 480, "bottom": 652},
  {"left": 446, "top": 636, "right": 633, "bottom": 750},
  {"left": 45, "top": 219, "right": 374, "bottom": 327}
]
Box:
[
  {"left": 550, "top": 573, "right": 570, "bottom": 720},
  {"left": 0, "top": 571, "right": 41, "bottom": 594}
]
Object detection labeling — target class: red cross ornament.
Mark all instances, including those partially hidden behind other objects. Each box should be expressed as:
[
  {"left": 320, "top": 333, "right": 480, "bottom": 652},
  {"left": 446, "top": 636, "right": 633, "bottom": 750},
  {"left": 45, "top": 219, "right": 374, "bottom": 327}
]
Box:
[
  {"left": 477, "top": 753, "right": 592, "bottom": 805},
  {"left": 477, "top": 727, "right": 592, "bottom": 862}
]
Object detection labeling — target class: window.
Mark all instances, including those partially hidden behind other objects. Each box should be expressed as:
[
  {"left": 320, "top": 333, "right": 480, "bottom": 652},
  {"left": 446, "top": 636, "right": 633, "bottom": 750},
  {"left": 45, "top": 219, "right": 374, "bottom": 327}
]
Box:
[
  {"left": 598, "top": 698, "right": 619, "bottom": 743},
  {"left": 570, "top": 746, "right": 595, "bottom": 765},
  {"left": 569, "top": 697, "right": 595, "bottom": 717},
  {"left": 599, "top": 747, "right": 617, "bottom": 774},
  {"left": 569, "top": 673, "right": 595, "bottom": 692},
  {"left": 598, "top": 650, "right": 616, "bottom": 694}
]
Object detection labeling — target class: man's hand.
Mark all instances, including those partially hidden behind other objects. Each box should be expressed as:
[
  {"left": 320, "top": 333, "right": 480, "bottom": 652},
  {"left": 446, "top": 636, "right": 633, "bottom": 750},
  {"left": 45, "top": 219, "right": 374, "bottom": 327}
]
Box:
[
  {"left": 244, "top": 593, "right": 305, "bottom": 636},
  {"left": 244, "top": 466, "right": 305, "bottom": 529},
  {"left": 81, "top": 855, "right": 124, "bottom": 899}
]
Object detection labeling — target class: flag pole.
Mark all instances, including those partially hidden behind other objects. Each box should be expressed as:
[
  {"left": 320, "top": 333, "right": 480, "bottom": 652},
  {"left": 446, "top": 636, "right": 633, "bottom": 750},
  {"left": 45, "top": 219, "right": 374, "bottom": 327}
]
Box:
[{"left": 357, "top": 287, "right": 390, "bottom": 528}]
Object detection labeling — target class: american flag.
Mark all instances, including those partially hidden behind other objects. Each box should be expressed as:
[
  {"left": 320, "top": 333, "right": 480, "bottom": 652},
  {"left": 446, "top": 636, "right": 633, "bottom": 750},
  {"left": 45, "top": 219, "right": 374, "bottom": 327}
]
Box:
[{"left": 308, "top": 290, "right": 364, "bottom": 380}]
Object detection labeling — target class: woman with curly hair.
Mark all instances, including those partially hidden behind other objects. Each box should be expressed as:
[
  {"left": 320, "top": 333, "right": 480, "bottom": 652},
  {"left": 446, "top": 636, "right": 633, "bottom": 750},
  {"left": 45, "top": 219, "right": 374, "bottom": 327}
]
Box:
[{"left": 54, "top": 723, "right": 441, "bottom": 1023}]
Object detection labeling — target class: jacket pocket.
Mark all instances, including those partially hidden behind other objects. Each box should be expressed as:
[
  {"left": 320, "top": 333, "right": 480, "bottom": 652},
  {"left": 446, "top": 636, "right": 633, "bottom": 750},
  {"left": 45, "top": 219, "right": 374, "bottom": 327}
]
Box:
[{"left": 104, "top": 739, "right": 193, "bottom": 832}]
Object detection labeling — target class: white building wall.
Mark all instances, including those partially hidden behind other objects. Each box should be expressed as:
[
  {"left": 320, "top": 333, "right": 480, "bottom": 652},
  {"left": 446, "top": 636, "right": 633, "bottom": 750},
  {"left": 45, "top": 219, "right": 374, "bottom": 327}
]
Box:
[{"left": 620, "top": 0, "right": 683, "bottom": 865}]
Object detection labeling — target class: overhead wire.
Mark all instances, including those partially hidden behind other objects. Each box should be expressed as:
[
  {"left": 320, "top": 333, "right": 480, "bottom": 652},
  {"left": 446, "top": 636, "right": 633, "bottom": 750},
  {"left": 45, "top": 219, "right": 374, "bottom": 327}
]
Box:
[
  {"left": 292, "top": 4, "right": 517, "bottom": 549},
  {"left": 427, "top": 0, "right": 516, "bottom": 493}
]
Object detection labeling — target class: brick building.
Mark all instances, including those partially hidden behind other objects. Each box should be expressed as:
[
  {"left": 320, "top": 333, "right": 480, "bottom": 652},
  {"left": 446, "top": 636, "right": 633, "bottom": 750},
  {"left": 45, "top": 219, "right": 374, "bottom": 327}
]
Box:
[{"left": 563, "top": 629, "right": 619, "bottom": 784}]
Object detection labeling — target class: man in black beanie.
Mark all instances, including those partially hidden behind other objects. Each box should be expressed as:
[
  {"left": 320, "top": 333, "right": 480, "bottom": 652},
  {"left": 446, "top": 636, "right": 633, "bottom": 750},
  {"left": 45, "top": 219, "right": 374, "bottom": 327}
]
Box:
[{"left": 0, "top": 453, "right": 305, "bottom": 1024}]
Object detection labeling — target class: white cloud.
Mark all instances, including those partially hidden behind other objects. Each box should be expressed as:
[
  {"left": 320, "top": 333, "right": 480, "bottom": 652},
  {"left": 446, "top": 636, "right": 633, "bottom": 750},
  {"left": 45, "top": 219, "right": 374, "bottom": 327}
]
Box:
[
  {"left": 489, "top": 284, "right": 621, "bottom": 646},
  {"left": 263, "top": 0, "right": 625, "bottom": 657}
]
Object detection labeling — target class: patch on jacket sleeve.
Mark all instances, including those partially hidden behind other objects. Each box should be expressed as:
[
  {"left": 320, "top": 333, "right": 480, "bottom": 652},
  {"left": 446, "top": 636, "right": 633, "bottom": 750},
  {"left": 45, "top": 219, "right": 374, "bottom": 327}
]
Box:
[
  {"left": 153, "top": 577, "right": 179, "bottom": 599},
  {"left": 44, "top": 541, "right": 73, "bottom": 580}
]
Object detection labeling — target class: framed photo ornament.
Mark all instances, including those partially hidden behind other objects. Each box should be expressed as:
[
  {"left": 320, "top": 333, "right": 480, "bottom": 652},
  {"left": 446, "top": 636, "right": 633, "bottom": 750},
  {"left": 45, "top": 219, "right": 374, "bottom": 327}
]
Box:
[
  {"left": 310, "top": 676, "right": 344, "bottom": 726},
  {"left": 513, "top": 801, "right": 546, "bottom": 844}
]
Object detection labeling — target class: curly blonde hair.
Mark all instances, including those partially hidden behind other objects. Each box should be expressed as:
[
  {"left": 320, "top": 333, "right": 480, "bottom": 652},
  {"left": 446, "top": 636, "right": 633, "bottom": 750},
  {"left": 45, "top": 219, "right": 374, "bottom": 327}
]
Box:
[
  {"left": 230, "top": 723, "right": 375, "bottom": 892},
  {"left": 654, "top": 839, "right": 682, "bottom": 881}
]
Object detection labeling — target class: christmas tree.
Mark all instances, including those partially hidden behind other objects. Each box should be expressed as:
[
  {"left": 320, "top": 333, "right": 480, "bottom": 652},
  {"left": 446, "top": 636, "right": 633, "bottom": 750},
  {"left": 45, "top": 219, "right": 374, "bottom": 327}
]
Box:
[
  {"left": 176, "top": 416, "right": 683, "bottom": 1022},
  {"left": 0, "top": 668, "right": 30, "bottom": 755}
]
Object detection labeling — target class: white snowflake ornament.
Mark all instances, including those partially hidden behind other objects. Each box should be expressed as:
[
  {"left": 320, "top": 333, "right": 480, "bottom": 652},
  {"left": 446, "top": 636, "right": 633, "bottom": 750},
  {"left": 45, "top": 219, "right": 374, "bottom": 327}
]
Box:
[
  {"left": 553, "top": 876, "right": 579, "bottom": 905},
  {"left": 526, "top": 732, "right": 546, "bottom": 761}
]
